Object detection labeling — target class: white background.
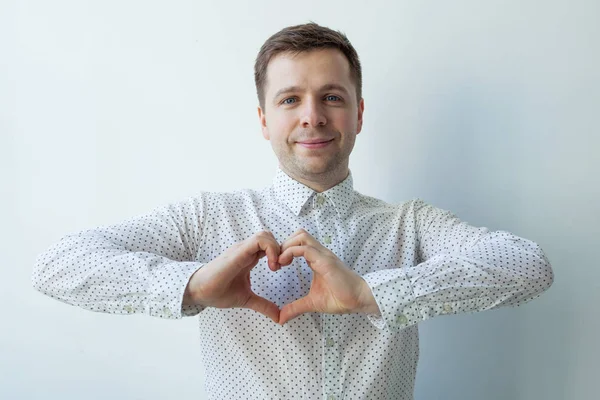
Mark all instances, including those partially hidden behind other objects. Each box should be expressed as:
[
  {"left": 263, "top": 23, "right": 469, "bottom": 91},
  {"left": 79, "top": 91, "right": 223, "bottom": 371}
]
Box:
[{"left": 2, "top": 1, "right": 598, "bottom": 399}]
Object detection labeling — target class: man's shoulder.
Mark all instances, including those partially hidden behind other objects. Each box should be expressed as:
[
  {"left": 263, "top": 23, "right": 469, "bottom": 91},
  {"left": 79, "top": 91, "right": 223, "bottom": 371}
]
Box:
[
  {"left": 353, "top": 192, "right": 425, "bottom": 212},
  {"left": 187, "top": 187, "right": 263, "bottom": 205},
  {"left": 155, "top": 187, "right": 263, "bottom": 214}
]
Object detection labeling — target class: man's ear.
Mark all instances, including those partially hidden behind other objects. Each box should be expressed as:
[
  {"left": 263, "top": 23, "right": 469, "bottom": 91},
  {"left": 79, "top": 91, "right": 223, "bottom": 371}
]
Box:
[
  {"left": 356, "top": 98, "right": 365, "bottom": 135},
  {"left": 257, "top": 106, "right": 269, "bottom": 140}
]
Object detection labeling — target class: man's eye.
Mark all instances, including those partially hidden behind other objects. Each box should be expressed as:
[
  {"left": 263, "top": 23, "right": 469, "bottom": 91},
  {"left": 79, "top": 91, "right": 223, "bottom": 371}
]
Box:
[
  {"left": 326, "top": 95, "right": 341, "bottom": 102},
  {"left": 282, "top": 98, "right": 296, "bottom": 105}
]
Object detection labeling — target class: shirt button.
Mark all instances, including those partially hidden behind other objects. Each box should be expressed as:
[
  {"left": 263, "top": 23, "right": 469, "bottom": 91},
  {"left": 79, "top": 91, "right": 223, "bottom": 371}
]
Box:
[
  {"left": 326, "top": 337, "right": 334, "bottom": 347},
  {"left": 396, "top": 314, "right": 408, "bottom": 325},
  {"left": 124, "top": 305, "right": 133, "bottom": 313},
  {"left": 162, "top": 306, "right": 172, "bottom": 317},
  {"left": 443, "top": 303, "right": 453, "bottom": 313},
  {"left": 328, "top": 395, "right": 336, "bottom": 400},
  {"left": 323, "top": 235, "right": 332, "bottom": 244},
  {"left": 317, "top": 195, "right": 325, "bottom": 206}
]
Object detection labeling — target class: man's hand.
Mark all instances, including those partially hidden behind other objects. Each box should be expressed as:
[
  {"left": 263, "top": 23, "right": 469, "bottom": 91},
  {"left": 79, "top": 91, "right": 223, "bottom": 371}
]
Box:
[
  {"left": 276, "top": 228, "right": 379, "bottom": 325},
  {"left": 185, "top": 230, "right": 282, "bottom": 323},
  {"left": 184, "top": 228, "right": 379, "bottom": 325}
]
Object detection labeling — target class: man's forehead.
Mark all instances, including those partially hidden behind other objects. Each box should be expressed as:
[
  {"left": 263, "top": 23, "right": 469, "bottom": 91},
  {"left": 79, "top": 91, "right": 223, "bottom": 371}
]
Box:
[{"left": 265, "top": 49, "right": 352, "bottom": 96}]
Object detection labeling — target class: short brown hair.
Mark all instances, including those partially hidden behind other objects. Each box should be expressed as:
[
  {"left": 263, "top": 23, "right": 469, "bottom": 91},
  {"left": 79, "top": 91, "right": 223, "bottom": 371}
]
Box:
[{"left": 254, "top": 22, "right": 362, "bottom": 110}]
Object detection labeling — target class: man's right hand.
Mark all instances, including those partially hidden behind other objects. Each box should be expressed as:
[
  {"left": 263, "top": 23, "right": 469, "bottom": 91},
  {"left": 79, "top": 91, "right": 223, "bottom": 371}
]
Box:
[{"left": 183, "top": 231, "right": 282, "bottom": 323}]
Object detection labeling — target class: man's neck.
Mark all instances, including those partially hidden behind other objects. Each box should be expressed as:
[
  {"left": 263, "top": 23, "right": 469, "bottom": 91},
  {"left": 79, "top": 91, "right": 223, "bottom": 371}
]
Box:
[{"left": 279, "top": 164, "right": 349, "bottom": 193}]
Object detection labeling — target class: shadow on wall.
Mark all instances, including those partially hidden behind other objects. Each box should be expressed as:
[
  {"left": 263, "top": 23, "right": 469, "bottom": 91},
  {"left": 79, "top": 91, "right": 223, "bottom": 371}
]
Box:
[
  {"left": 382, "top": 78, "right": 569, "bottom": 400},
  {"left": 411, "top": 77, "right": 526, "bottom": 224}
]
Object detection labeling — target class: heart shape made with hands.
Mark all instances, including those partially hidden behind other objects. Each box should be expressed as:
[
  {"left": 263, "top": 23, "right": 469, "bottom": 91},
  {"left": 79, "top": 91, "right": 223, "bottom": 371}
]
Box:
[{"left": 262, "top": 228, "right": 376, "bottom": 326}]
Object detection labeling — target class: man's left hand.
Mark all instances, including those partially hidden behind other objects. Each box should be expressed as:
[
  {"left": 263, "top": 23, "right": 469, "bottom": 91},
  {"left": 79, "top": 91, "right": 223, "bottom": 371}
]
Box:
[{"left": 276, "top": 228, "right": 379, "bottom": 325}]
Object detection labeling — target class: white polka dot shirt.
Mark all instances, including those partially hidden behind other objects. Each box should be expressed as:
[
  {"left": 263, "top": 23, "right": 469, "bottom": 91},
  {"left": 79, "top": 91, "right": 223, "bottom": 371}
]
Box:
[{"left": 32, "top": 166, "right": 554, "bottom": 400}]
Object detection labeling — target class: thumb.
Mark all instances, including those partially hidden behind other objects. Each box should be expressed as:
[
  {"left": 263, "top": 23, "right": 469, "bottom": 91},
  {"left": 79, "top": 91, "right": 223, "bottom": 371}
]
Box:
[
  {"left": 279, "top": 296, "right": 314, "bottom": 325},
  {"left": 244, "top": 293, "right": 281, "bottom": 324}
]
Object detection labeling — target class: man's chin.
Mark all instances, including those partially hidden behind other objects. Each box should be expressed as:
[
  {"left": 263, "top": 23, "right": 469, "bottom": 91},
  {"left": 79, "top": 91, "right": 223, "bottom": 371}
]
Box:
[
  {"left": 280, "top": 156, "right": 340, "bottom": 176},
  {"left": 297, "top": 162, "right": 336, "bottom": 176}
]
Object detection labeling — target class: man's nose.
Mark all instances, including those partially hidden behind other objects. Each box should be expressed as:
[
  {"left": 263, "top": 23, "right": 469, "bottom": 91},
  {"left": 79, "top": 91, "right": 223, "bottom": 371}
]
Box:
[{"left": 300, "top": 99, "right": 327, "bottom": 127}]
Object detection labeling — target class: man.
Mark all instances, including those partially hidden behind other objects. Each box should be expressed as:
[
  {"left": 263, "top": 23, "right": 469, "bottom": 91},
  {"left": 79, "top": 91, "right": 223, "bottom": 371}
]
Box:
[{"left": 32, "top": 22, "right": 554, "bottom": 400}]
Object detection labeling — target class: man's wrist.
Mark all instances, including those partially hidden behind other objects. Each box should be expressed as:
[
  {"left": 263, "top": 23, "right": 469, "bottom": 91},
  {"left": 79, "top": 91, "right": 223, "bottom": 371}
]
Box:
[
  {"left": 183, "top": 267, "right": 204, "bottom": 307},
  {"left": 357, "top": 278, "right": 381, "bottom": 315}
]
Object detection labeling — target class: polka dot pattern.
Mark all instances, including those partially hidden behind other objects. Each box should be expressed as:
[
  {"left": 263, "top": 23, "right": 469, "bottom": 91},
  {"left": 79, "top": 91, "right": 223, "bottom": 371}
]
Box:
[{"left": 32, "top": 165, "right": 554, "bottom": 400}]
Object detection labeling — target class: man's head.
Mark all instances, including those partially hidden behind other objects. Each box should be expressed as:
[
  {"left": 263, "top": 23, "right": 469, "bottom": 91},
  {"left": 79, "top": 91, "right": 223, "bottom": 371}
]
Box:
[{"left": 255, "top": 22, "right": 365, "bottom": 191}]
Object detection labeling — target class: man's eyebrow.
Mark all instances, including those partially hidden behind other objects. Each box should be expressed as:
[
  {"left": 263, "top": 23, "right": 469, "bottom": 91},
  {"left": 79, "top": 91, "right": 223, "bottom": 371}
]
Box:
[{"left": 272, "top": 83, "right": 350, "bottom": 101}]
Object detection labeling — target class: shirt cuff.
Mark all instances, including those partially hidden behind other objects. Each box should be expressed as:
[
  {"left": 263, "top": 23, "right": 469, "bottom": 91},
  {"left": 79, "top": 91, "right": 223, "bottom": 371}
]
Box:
[
  {"left": 146, "top": 261, "right": 206, "bottom": 319},
  {"left": 361, "top": 268, "right": 422, "bottom": 332}
]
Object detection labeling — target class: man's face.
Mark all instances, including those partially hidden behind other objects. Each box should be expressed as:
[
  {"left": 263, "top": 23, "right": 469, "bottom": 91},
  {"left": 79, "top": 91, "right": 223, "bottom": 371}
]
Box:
[{"left": 258, "top": 48, "right": 364, "bottom": 182}]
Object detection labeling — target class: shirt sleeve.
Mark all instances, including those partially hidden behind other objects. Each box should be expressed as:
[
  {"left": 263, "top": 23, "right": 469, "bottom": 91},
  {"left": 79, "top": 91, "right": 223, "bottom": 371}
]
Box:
[
  {"left": 361, "top": 198, "right": 554, "bottom": 332},
  {"left": 32, "top": 194, "right": 209, "bottom": 319}
]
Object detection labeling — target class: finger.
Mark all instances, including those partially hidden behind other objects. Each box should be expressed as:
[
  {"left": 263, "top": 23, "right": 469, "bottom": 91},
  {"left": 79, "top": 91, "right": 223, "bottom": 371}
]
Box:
[
  {"left": 279, "top": 245, "right": 318, "bottom": 268},
  {"left": 279, "top": 296, "right": 315, "bottom": 325},
  {"left": 242, "top": 231, "right": 280, "bottom": 271},
  {"left": 245, "top": 293, "right": 281, "bottom": 324},
  {"left": 261, "top": 231, "right": 281, "bottom": 271},
  {"left": 279, "top": 228, "right": 306, "bottom": 253},
  {"left": 280, "top": 229, "right": 316, "bottom": 254}
]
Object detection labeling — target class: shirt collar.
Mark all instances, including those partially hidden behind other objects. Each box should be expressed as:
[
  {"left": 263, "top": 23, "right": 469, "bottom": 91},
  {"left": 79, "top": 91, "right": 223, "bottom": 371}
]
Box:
[{"left": 272, "top": 165, "right": 356, "bottom": 219}]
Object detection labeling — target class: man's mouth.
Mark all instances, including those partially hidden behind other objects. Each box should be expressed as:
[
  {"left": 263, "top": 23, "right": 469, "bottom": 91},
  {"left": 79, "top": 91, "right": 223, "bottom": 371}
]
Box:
[{"left": 297, "top": 139, "right": 334, "bottom": 149}]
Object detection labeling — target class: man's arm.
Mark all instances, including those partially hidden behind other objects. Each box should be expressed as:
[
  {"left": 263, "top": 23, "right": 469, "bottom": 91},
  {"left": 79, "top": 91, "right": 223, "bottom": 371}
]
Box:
[
  {"left": 32, "top": 195, "right": 208, "bottom": 319},
  {"left": 361, "top": 198, "right": 554, "bottom": 331}
]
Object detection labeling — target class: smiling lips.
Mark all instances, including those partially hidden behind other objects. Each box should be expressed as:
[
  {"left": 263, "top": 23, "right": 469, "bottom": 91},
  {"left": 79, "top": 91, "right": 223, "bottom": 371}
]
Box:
[{"left": 297, "top": 138, "right": 334, "bottom": 149}]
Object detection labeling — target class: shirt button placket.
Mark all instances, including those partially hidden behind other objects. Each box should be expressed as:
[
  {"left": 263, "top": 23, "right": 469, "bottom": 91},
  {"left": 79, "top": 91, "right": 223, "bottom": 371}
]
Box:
[
  {"left": 323, "top": 314, "right": 341, "bottom": 400},
  {"left": 316, "top": 194, "right": 326, "bottom": 207},
  {"left": 315, "top": 194, "right": 341, "bottom": 400}
]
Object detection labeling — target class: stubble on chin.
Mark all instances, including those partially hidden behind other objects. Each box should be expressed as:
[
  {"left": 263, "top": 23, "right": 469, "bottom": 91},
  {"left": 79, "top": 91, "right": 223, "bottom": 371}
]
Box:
[{"left": 289, "top": 154, "right": 344, "bottom": 181}]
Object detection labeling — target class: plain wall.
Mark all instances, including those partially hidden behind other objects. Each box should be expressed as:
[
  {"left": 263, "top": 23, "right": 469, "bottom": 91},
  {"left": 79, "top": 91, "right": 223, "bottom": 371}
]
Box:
[{"left": 2, "top": 1, "right": 598, "bottom": 399}]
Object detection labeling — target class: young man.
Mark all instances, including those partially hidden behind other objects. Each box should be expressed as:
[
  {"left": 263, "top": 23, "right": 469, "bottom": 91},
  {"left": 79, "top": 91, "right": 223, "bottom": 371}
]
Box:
[{"left": 33, "top": 22, "right": 554, "bottom": 400}]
